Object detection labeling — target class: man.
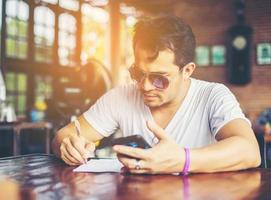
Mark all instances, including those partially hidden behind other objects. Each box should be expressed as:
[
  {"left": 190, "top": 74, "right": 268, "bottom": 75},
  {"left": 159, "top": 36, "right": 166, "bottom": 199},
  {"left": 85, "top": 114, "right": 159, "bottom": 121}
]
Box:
[{"left": 52, "top": 15, "right": 260, "bottom": 174}]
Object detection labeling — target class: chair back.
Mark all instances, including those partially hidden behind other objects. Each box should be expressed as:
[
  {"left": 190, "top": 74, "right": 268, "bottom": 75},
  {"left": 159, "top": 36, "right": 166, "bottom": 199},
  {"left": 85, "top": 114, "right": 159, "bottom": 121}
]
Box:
[{"left": 255, "top": 134, "right": 267, "bottom": 168}]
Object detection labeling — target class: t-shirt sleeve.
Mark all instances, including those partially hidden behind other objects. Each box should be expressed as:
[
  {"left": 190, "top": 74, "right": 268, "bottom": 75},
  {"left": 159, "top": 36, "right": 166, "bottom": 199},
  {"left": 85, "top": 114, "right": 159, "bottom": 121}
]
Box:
[
  {"left": 83, "top": 87, "right": 120, "bottom": 137},
  {"left": 208, "top": 84, "right": 251, "bottom": 137}
]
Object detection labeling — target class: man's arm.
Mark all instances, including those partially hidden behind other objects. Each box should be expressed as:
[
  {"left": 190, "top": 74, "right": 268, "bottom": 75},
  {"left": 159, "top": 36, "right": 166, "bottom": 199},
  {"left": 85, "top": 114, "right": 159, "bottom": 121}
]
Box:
[
  {"left": 113, "top": 119, "right": 261, "bottom": 174},
  {"left": 52, "top": 115, "right": 104, "bottom": 165},
  {"left": 189, "top": 118, "right": 261, "bottom": 172}
]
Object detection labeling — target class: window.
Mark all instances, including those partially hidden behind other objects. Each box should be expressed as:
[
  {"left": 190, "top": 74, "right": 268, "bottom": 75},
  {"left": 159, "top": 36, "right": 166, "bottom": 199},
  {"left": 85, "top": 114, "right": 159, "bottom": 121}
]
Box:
[
  {"left": 5, "top": 0, "right": 29, "bottom": 59},
  {"left": 34, "top": 75, "right": 53, "bottom": 102},
  {"left": 59, "top": 0, "right": 79, "bottom": 11},
  {"left": 81, "top": 4, "right": 109, "bottom": 65},
  {"left": 34, "top": 6, "right": 55, "bottom": 63},
  {"left": 196, "top": 46, "right": 210, "bottom": 66},
  {"left": 257, "top": 43, "right": 271, "bottom": 65},
  {"left": 5, "top": 72, "right": 27, "bottom": 115},
  {"left": 58, "top": 13, "right": 77, "bottom": 66},
  {"left": 211, "top": 45, "right": 226, "bottom": 66},
  {"left": 121, "top": 15, "right": 136, "bottom": 67}
]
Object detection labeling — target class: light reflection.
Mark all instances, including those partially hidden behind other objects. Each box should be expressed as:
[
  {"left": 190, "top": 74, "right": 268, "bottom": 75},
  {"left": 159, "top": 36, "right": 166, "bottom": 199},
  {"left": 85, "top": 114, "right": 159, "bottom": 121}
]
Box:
[
  {"left": 126, "top": 16, "right": 137, "bottom": 27},
  {"left": 59, "top": 0, "right": 79, "bottom": 11},
  {"left": 81, "top": 4, "right": 109, "bottom": 64}
]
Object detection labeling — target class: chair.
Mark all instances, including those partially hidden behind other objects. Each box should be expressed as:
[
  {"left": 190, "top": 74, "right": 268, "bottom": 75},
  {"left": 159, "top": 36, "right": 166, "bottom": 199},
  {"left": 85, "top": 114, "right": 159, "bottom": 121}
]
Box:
[{"left": 255, "top": 134, "right": 267, "bottom": 168}]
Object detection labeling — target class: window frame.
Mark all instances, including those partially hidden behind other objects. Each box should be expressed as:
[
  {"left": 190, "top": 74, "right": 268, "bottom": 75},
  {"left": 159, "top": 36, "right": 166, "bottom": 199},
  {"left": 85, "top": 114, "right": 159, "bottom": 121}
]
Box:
[{"left": 1, "top": 0, "right": 82, "bottom": 116}]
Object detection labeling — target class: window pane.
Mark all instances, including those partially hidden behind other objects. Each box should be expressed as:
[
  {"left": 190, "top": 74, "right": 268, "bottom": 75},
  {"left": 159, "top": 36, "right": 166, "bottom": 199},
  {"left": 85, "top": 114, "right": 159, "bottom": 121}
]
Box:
[
  {"left": 59, "top": 13, "right": 76, "bottom": 32},
  {"left": 6, "top": 38, "right": 16, "bottom": 57},
  {"left": 6, "top": 18, "right": 17, "bottom": 36},
  {"left": 17, "top": 73, "right": 27, "bottom": 92},
  {"left": 5, "top": 72, "right": 15, "bottom": 91},
  {"left": 6, "top": 96, "right": 16, "bottom": 110},
  {"left": 35, "top": 75, "right": 53, "bottom": 101},
  {"left": 35, "top": 46, "right": 46, "bottom": 62},
  {"left": 58, "top": 13, "right": 77, "bottom": 66},
  {"left": 18, "top": 21, "right": 28, "bottom": 38},
  {"left": 18, "top": 1, "right": 29, "bottom": 21},
  {"left": 5, "top": 1, "right": 29, "bottom": 60},
  {"left": 196, "top": 46, "right": 210, "bottom": 66},
  {"left": 6, "top": 0, "right": 17, "bottom": 17},
  {"left": 18, "top": 41, "right": 27, "bottom": 59},
  {"left": 59, "top": 31, "right": 68, "bottom": 46},
  {"left": 34, "top": 6, "right": 55, "bottom": 63},
  {"left": 59, "top": 0, "right": 79, "bottom": 11},
  {"left": 81, "top": 4, "right": 109, "bottom": 64},
  {"left": 35, "top": 6, "right": 54, "bottom": 26},
  {"left": 45, "top": 27, "right": 54, "bottom": 45},
  {"left": 212, "top": 46, "right": 226, "bottom": 65},
  {"left": 18, "top": 94, "right": 26, "bottom": 113}
]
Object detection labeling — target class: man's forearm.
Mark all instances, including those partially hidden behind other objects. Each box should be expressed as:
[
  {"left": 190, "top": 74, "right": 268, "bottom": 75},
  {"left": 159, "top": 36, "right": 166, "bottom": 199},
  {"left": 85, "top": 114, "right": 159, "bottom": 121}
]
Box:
[
  {"left": 52, "top": 133, "right": 62, "bottom": 157},
  {"left": 189, "top": 136, "right": 261, "bottom": 173}
]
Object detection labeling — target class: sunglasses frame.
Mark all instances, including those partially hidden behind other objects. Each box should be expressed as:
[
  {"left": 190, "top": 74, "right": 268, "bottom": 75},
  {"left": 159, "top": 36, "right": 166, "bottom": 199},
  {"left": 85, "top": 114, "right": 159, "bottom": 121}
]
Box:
[{"left": 129, "top": 64, "right": 171, "bottom": 90}]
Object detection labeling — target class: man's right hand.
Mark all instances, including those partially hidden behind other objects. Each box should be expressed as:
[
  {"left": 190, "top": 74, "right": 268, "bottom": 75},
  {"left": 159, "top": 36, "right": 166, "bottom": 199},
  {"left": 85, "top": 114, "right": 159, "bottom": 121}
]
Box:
[{"left": 59, "top": 134, "right": 95, "bottom": 166}]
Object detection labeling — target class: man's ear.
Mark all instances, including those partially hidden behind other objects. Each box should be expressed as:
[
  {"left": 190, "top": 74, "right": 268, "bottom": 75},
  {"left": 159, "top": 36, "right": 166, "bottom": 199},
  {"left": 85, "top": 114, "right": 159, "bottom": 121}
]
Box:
[{"left": 182, "top": 62, "right": 196, "bottom": 79}]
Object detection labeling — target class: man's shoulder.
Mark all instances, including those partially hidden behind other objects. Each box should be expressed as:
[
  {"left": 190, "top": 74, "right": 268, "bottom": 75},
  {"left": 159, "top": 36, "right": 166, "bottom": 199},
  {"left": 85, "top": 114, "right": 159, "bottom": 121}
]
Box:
[
  {"left": 192, "top": 78, "right": 226, "bottom": 93},
  {"left": 110, "top": 83, "right": 138, "bottom": 95},
  {"left": 105, "top": 83, "right": 140, "bottom": 103}
]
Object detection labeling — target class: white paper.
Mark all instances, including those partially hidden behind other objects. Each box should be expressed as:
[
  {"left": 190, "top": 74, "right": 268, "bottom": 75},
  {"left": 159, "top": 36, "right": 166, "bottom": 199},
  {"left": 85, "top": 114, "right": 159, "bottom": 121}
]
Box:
[{"left": 73, "top": 158, "right": 124, "bottom": 173}]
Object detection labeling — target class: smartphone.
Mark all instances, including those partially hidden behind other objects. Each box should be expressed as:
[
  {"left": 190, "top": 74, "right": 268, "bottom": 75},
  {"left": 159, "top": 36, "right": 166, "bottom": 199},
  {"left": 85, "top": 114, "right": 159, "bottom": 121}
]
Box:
[{"left": 111, "top": 135, "right": 151, "bottom": 149}]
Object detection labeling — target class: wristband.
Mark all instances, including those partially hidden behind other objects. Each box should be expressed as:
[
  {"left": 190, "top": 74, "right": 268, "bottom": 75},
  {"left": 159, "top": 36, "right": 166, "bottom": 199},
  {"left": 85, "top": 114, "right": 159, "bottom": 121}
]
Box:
[{"left": 182, "top": 148, "right": 190, "bottom": 175}]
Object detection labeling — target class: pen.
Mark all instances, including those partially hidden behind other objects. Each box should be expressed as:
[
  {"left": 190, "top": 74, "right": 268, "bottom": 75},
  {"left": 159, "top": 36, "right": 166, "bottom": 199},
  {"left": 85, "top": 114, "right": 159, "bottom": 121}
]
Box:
[
  {"left": 74, "top": 119, "right": 100, "bottom": 146},
  {"left": 74, "top": 119, "right": 99, "bottom": 161},
  {"left": 74, "top": 119, "right": 81, "bottom": 137}
]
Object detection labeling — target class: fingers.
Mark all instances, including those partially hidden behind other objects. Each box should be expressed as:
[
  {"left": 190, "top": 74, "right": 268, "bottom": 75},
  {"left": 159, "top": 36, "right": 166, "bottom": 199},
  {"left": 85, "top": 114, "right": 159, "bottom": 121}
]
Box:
[
  {"left": 118, "top": 158, "right": 151, "bottom": 174},
  {"left": 146, "top": 120, "right": 170, "bottom": 141},
  {"left": 60, "top": 137, "right": 88, "bottom": 165},
  {"left": 65, "top": 138, "right": 87, "bottom": 163},
  {"left": 61, "top": 152, "right": 79, "bottom": 166},
  {"left": 113, "top": 145, "right": 149, "bottom": 160},
  {"left": 117, "top": 154, "right": 147, "bottom": 170},
  {"left": 71, "top": 136, "right": 95, "bottom": 159}
]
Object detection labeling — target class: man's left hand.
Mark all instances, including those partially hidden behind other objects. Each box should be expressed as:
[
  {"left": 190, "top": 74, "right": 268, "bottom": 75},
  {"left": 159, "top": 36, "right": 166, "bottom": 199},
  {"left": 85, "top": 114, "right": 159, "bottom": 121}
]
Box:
[{"left": 113, "top": 121, "right": 185, "bottom": 174}]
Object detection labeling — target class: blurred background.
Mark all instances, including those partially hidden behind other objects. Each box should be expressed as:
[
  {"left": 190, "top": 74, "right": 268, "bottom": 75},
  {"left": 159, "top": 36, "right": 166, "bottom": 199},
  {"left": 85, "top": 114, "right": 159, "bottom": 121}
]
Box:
[{"left": 0, "top": 0, "right": 270, "bottom": 161}]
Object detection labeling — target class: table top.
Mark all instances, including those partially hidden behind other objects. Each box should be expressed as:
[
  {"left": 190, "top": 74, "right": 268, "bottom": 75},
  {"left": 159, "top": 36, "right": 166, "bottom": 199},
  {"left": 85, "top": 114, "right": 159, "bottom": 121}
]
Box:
[{"left": 0, "top": 154, "right": 270, "bottom": 200}]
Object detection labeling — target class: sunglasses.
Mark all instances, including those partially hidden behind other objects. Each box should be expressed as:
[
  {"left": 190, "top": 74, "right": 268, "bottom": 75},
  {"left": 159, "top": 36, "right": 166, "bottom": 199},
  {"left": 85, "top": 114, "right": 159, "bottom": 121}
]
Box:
[{"left": 129, "top": 65, "right": 170, "bottom": 90}]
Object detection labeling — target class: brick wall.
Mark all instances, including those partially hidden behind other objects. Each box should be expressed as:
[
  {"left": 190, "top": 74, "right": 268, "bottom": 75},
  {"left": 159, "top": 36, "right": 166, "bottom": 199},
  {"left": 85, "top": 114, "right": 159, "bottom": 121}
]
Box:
[{"left": 173, "top": 0, "right": 271, "bottom": 123}]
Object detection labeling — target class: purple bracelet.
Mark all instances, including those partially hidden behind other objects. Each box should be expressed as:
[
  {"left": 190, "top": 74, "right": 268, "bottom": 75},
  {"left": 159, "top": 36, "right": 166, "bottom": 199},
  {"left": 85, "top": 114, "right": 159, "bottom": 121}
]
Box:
[{"left": 182, "top": 148, "right": 190, "bottom": 175}]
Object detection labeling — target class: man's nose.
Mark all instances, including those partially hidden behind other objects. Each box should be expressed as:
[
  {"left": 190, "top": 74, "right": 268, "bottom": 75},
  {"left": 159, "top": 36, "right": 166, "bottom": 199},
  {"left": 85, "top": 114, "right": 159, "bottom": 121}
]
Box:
[{"left": 140, "top": 76, "right": 156, "bottom": 91}]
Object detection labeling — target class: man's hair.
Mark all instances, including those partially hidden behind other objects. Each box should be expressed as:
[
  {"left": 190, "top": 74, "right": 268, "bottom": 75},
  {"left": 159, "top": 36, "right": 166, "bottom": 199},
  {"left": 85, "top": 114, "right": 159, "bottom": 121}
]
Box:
[{"left": 133, "top": 15, "right": 196, "bottom": 68}]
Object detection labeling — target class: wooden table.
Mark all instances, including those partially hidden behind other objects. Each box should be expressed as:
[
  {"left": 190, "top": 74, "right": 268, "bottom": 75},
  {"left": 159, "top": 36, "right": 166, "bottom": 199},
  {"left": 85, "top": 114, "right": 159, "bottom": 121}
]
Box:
[{"left": 0, "top": 154, "right": 270, "bottom": 200}]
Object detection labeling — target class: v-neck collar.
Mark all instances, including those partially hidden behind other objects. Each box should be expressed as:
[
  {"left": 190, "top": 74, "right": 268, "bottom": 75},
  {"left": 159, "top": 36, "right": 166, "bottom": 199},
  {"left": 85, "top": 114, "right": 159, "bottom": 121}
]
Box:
[{"left": 144, "top": 78, "right": 195, "bottom": 132}]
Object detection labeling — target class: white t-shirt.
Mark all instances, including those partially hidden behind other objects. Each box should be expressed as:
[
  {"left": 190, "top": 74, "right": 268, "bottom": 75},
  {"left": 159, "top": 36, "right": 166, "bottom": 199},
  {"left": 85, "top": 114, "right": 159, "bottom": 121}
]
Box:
[{"left": 84, "top": 78, "right": 250, "bottom": 148}]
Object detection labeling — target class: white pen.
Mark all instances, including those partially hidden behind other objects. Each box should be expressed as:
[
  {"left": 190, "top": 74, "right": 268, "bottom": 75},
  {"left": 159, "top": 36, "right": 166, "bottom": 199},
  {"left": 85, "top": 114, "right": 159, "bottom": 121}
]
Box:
[
  {"left": 74, "top": 119, "right": 96, "bottom": 161},
  {"left": 74, "top": 119, "right": 88, "bottom": 163},
  {"left": 74, "top": 119, "right": 81, "bottom": 137}
]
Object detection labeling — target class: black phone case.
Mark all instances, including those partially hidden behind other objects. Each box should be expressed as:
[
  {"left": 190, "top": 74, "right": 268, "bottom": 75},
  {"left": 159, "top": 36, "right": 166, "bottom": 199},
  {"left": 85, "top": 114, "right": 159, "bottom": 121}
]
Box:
[{"left": 111, "top": 135, "right": 151, "bottom": 149}]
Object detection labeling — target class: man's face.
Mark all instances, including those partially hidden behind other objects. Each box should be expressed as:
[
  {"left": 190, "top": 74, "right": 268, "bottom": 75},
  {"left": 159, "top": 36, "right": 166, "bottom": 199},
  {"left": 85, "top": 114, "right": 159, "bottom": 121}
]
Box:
[{"left": 133, "top": 46, "right": 184, "bottom": 108}]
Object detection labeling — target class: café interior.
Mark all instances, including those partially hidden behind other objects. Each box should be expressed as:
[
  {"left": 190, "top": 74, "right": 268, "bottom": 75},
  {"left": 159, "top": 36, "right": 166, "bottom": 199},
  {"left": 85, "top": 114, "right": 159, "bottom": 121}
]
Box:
[{"left": 0, "top": 0, "right": 271, "bottom": 169}]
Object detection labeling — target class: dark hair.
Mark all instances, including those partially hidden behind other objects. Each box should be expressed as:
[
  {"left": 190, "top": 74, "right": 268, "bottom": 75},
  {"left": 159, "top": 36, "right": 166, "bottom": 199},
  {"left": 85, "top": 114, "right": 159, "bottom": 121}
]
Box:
[{"left": 133, "top": 15, "right": 196, "bottom": 68}]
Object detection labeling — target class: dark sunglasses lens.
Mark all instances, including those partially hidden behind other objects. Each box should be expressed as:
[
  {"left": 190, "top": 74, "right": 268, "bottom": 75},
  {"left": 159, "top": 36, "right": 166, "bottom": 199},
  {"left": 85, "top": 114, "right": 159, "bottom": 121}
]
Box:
[{"left": 149, "top": 75, "right": 169, "bottom": 89}]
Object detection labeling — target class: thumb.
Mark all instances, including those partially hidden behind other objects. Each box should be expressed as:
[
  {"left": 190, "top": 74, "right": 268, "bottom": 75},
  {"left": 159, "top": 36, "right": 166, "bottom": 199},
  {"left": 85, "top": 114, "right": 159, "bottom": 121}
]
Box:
[{"left": 146, "top": 120, "right": 170, "bottom": 141}]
